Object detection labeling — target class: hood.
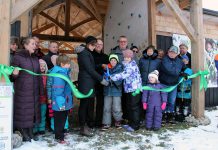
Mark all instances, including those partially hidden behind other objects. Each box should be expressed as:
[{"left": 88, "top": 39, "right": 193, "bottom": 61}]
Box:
[
  {"left": 50, "top": 65, "right": 70, "bottom": 74},
  {"left": 143, "top": 52, "right": 158, "bottom": 59},
  {"left": 39, "top": 59, "right": 48, "bottom": 73},
  {"left": 74, "top": 45, "right": 85, "bottom": 54}
]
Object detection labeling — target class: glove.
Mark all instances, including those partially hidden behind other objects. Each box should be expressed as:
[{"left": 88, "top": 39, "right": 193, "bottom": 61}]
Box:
[
  {"left": 143, "top": 103, "right": 147, "bottom": 110},
  {"left": 101, "top": 79, "right": 109, "bottom": 86},
  {"left": 180, "top": 72, "right": 188, "bottom": 80},
  {"left": 60, "top": 106, "right": 65, "bottom": 111},
  {"left": 161, "top": 102, "right": 167, "bottom": 110}
]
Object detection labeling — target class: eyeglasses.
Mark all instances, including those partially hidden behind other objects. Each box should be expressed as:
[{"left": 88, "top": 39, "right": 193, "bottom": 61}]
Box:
[{"left": 119, "top": 41, "right": 127, "bottom": 43}]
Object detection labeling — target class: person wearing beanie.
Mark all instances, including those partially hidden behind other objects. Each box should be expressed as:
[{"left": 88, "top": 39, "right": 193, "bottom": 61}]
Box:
[
  {"left": 176, "top": 56, "right": 193, "bottom": 122},
  {"left": 75, "top": 36, "right": 109, "bottom": 136},
  {"left": 110, "top": 49, "right": 142, "bottom": 132},
  {"left": 179, "top": 43, "right": 191, "bottom": 68},
  {"left": 142, "top": 70, "right": 167, "bottom": 131},
  {"left": 101, "top": 54, "right": 123, "bottom": 130},
  {"left": 33, "top": 59, "right": 48, "bottom": 135},
  {"left": 159, "top": 45, "right": 185, "bottom": 124},
  {"left": 91, "top": 39, "right": 109, "bottom": 128}
]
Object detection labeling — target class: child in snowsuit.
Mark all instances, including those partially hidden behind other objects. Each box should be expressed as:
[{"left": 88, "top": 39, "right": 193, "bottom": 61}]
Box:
[
  {"left": 110, "top": 49, "right": 142, "bottom": 132},
  {"left": 50, "top": 54, "right": 73, "bottom": 144},
  {"left": 102, "top": 54, "right": 123, "bottom": 130},
  {"left": 176, "top": 55, "right": 193, "bottom": 122},
  {"left": 142, "top": 70, "right": 167, "bottom": 131},
  {"left": 47, "top": 55, "right": 69, "bottom": 132},
  {"left": 34, "top": 59, "right": 48, "bottom": 134}
]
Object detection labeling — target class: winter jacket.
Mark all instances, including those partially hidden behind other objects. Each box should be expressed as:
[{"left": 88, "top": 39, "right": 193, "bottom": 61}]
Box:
[
  {"left": 139, "top": 52, "right": 161, "bottom": 85},
  {"left": 75, "top": 45, "right": 103, "bottom": 98},
  {"left": 104, "top": 63, "right": 123, "bottom": 96},
  {"left": 11, "top": 49, "right": 42, "bottom": 128},
  {"left": 92, "top": 50, "right": 109, "bottom": 75},
  {"left": 159, "top": 55, "right": 184, "bottom": 86},
  {"left": 177, "top": 67, "right": 193, "bottom": 99},
  {"left": 40, "top": 76, "right": 47, "bottom": 104},
  {"left": 111, "top": 60, "right": 142, "bottom": 93},
  {"left": 111, "top": 46, "right": 139, "bottom": 64},
  {"left": 50, "top": 66, "right": 73, "bottom": 111},
  {"left": 142, "top": 83, "right": 167, "bottom": 106},
  {"left": 42, "top": 51, "right": 58, "bottom": 69}
]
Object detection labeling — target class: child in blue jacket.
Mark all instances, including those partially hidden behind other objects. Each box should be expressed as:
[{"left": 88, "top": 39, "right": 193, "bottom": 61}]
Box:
[
  {"left": 102, "top": 54, "right": 123, "bottom": 130},
  {"left": 176, "top": 55, "right": 193, "bottom": 122},
  {"left": 50, "top": 54, "right": 73, "bottom": 144}
]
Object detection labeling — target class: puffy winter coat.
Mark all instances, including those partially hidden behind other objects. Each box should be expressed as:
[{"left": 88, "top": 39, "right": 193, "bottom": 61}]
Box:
[
  {"left": 11, "top": 49, "right": 42, "bottom": 128},
  {"left": 142, "top": 83, "right": 167, "bottom": 106},
  {"left": 139, "top": 52, "right": 161, "bottom": 85},
  {"left": 111, "top": 60, "right": 142, "bottom": 93},
  {"left": 75, "top": 45, "right": 103, "bottom": 98},
  {"left": 104, "top": 63, "right": 123, "bottom": 96},
  {"left": 50, "top": 66, "right": 73, "bottom": 111},
  {"left": 159, "top": 55, "right": 184, "bottom": 86},
  {"left": 177, "top": 67, "right": 193, "bottom": 99}
]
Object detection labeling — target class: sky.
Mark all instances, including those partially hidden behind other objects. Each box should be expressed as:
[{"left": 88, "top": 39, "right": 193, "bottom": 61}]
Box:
[{"left": 203, "top": 0, "right": 218, "bottom": 11}]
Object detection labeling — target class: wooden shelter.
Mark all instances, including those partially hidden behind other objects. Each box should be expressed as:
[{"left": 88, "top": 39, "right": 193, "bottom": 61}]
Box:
[{"left": 0, "top": 0, "right": 207, "bottom": 119}]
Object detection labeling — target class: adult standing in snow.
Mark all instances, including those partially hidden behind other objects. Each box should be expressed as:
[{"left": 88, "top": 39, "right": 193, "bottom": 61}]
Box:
[
  {"left": 12, "top": 37, "right": 42, "bottom": 142},
  {"left": 159, "top": 46, "right": 186, "bottom": 124},
  {"left": 92, "top": 39, "right": 109, "bottom": 127},
  {"left": 75, "top": 36, "right": 109, "bottom": 136}
]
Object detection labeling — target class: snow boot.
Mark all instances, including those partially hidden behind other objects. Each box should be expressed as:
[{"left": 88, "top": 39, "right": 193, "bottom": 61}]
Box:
[
  {"left": 162, "top": 112, "right": 168, "bottom": 125},
  {"left": 28, "top": 128, "right": 39, "bottom": 141},
  {"left": 80, "top": 126, "right": 94, "bottom": 137},
  {"left": 168, "top": 113, "right": 176, "bottom": 124},
  {"left": 18, "top": 128, "right": 31, "bottom": 142}
]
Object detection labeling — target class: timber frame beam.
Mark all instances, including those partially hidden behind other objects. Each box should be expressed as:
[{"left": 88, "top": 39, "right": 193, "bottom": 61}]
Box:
[
  {"left": 162, "top": 0, "right": 197, "bottom": 42},
  {"left": 32, "top": 0, "right": 57, "bottom": 17}
]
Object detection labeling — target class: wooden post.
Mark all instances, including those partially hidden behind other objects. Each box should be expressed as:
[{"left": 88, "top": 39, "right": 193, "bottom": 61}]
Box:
[
  {"left": 148, "top": 0, "right": 156, "bottom": 46},
  {"left": 20, "top": 11, "right": 30, "bottom": 37},
  {"left": 190, "top": 0, "right": 205, "bottom": 118},
  {"left": 0, "top": 0, "right": 11, "bottom": 66}
]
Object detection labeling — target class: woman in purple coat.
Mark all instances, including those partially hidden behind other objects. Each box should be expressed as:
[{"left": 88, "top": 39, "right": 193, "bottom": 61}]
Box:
[
  {"left": 142, "top": 70, "right": 167, "bottom": 131},
  {"left": 12, "top": 37, "right": 41, "bottom": 142}
]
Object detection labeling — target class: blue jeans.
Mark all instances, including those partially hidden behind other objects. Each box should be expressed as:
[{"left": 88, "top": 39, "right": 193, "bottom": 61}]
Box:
[{"left": 163, "top": 85, "right": 177, "bottom": 113}]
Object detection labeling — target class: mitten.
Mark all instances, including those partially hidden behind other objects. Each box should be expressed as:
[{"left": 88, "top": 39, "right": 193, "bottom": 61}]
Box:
[
  {"left": 143, "top": 103, "right": 147, "bottom": 110},
  {"left": 161, "top": 102, "right": 167, "bottom": 110}
]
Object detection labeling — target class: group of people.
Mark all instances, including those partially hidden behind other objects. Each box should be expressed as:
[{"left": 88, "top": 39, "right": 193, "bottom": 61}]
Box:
[{"left": 9, "top": 35, "right": 192, "bottom": 144}]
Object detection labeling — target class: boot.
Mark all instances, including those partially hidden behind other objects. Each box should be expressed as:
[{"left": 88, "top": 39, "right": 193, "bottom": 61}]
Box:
[
  {"left": 162, "top": 113, "right": 167, "bottom": 125},
  {"left": 168, "top": 113, "right": 176, "bottom": 124},
  {"left": 28, "top": 128, "right": 39, "bottom": 141},
  {"left": 80, "top": 126, "right": 94, "bottom": 137},
  {"left": 18, "top": 128, "right": 31, "bottom": 142}
]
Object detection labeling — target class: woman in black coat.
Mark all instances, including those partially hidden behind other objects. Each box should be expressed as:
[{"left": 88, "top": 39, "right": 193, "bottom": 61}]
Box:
[
  {"left": 75, "top": 36, "right": 108, "bottom": 136},
  {"left": 12, "top": 37, "right": 42, "bottom": 142}
]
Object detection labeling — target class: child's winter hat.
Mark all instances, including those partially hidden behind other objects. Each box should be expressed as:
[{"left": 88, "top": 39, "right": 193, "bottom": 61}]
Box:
[
  {"left": 39, "top": 59, "right": 48, "bottom": 73},
  {"left": 123, "top": 49, "right": 134, "bottom": 59},
  {"left": 148, "top": 70, "right": 159, "bottom": 81},
  {"left": 109, "top": 54, "right": 119, "bottom": 62},
  {"left": 181, "top": 55, "right": 189, "bottom": 61}
]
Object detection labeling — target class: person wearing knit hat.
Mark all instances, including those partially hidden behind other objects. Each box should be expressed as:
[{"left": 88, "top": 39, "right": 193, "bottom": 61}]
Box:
[
  {"left": 33, "top": 59, "right": 48, "bottom": 135},
  {"left": 148, "top": 70, "right": 159, "bottom": 82},
  {"left": 123, "top": 49, "right": 134, "bottom": 64},
  {"left": 109, "top": 54, "right": 119, "bottom": 62},
  {"left": 142, "top": 70, "right": 167, "bottom": 131},
  {"left": 102, "top": 53, "right": 123, "bottom": 130},
  {"left": 110, "top": 48, "right": 142, "bottom": 132},
  {"left": 85, "top": 36, "right": 97, "bottom": 45}
]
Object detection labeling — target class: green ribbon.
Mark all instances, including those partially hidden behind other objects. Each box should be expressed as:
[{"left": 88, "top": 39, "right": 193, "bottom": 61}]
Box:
[
  {"left": 132, "top": 70, "right": 209, "bottom": 96},
  {"left": 0, "top": 64, "right": 93, "bottom": 98}
]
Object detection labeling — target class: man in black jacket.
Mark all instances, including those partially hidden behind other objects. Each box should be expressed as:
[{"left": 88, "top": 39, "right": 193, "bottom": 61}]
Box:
[
  {"left": 179, "top": 43, "right": 191, "bottom": 68},
  {"left": 43, "top": 41, "right": 59, "bottom": 69},
  {"left": 92, "top": 39, "right": 109, "bottom": 127}
]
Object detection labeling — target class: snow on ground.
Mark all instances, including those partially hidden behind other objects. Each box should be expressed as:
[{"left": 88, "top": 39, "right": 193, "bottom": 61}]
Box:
[{"left": 16, "top": 109, "right": 218, "bottom": 150}]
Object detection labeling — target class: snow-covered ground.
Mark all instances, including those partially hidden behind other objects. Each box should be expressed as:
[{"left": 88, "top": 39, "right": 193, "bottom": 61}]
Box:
[{"left": 16, "top": 109, "right": 218, "bottom": 150}]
